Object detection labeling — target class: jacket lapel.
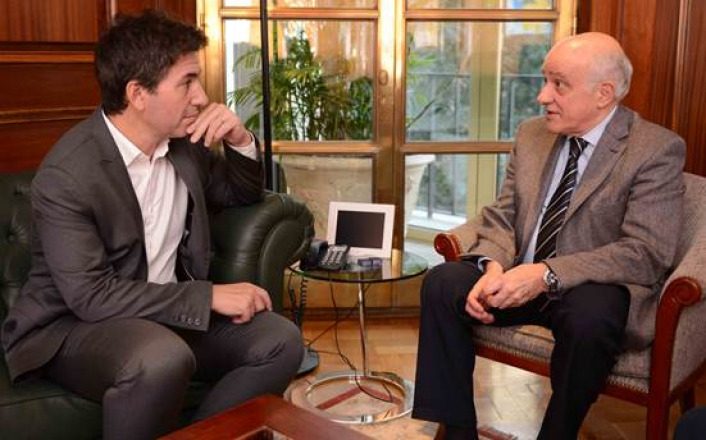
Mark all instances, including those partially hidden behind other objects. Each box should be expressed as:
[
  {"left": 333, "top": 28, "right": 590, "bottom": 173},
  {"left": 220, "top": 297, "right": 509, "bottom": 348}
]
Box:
[
  {"left": 564, "top": 106, "right": 633, "bottom": 221},
  {"left": 91, "top": 109, "right": 145, "bottom": 238},
  {"left": 167, "top": 139, "right": 210, "bottom": 278}
]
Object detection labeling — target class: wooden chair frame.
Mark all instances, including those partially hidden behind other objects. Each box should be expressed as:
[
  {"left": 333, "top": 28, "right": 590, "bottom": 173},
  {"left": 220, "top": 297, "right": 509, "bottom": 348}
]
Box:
[{"left": 434, "top": 232, "right": 705, "bottom": 440}]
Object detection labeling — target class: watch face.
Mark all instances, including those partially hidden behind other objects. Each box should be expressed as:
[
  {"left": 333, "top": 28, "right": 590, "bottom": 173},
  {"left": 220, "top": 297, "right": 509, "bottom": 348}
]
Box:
[{"left": 543, "top": 268, "right": 559, "bottom": 295}]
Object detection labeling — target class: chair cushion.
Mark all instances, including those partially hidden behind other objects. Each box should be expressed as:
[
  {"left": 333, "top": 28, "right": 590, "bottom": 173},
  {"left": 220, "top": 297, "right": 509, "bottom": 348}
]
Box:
[
  {"left": 0, "top": 360, "right": 102, "bottom": 440},
  {"left": 473, "top": 324, "right": 651, "bottom": 393}
]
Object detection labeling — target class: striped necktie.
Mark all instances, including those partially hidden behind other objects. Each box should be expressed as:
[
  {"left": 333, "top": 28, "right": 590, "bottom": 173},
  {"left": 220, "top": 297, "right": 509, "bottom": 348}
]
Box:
[{"left": 533, "top": 137, "right": 588, "bottom": 263}]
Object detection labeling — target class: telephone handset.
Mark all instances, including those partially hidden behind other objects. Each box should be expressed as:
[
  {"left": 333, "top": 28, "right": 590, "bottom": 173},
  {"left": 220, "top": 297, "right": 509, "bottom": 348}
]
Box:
[{"left": 300, "top": 239, "right": 350, "bottom": 271}]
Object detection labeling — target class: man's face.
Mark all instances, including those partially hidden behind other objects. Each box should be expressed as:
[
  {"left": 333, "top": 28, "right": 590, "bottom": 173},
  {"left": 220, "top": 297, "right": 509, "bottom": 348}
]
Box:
[
  {"left": 141, "top": 53, "right": 208, "bottom": 140},
  {"left": 536, "top": 44, "right": 604, "bottom": 136}
]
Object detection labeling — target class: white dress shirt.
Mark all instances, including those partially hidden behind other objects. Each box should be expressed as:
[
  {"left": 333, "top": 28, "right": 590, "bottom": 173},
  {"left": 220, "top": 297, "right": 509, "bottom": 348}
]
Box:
[{"left": 103, "top": 112, "right": 257, "bottom": 283}]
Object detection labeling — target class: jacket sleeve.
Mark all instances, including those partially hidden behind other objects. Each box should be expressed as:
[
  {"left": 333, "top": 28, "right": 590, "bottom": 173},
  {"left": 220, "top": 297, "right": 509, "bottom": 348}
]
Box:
[
  {"left": 453, "top": 139, "right": 520, "bottom": 270},
  {"left": 31, "top": 166, "right": 213, "bottom": 331},
  {"left": 191, "top": 134, "right": 265, "bottom": 210}
]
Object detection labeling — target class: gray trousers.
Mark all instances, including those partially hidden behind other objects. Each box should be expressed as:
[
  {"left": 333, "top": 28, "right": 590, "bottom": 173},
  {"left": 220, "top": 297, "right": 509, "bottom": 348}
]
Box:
[{"left": 45, "top": 311, "right": 303, "bottom": 440}]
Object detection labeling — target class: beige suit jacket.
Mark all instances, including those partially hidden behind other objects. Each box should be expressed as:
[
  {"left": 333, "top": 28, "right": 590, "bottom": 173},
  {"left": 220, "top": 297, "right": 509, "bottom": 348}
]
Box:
[{"left": 453, "top": 105, "right": 685, "bottom": 349}]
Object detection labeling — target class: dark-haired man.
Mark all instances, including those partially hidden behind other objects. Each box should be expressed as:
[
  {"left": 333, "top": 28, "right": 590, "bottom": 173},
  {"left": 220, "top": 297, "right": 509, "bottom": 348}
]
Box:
[
  {"left": 413, "top": 32, "right": 685, "bottom": 439},
  {"left": 1, "top": 10, "right": 303, "bottom": 439}
]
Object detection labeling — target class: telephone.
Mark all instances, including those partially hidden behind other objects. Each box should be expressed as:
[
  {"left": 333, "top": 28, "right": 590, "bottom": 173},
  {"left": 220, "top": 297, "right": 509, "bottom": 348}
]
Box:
[{"left": 300, "top": 239, "right": 350, "bottom": 271}]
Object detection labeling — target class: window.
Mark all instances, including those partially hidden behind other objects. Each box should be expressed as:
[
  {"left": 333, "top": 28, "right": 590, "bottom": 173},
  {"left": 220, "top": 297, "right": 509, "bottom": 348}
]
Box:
[
  {"left": 225, "top": 19, "right": 375, "bottom": 142},
  {"left": 200, "top": 0, "right": 575, "bottom": 259}
]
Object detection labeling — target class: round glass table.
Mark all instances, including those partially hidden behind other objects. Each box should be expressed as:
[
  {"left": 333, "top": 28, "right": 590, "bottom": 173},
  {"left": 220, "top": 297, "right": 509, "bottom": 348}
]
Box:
[{"left": 286, "top": 250, "right": 428, "bottom": 424}]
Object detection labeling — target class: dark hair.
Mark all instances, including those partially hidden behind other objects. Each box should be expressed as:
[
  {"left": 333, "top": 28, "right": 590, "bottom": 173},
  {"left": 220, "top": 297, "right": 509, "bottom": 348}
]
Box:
[{"left": 95, "top": 10, "right": 207, "bottom": 115}]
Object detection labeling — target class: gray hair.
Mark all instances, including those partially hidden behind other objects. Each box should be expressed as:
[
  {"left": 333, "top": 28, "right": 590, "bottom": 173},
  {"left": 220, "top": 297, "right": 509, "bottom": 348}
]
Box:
[
  {"left": 573, "top": 33, "right": 633, "bottom": 101},
  {"left": 601, "top": 50, "right": 633, "bottom": 100}
]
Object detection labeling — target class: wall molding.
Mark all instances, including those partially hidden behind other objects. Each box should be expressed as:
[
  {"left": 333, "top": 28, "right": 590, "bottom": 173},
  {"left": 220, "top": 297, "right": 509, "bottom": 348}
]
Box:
[
  {"left": 0, "top": 51, "right": 94, "bottom": 64},
  {"left": 0, "top": 106, "right": 95, "bottom": 125}
]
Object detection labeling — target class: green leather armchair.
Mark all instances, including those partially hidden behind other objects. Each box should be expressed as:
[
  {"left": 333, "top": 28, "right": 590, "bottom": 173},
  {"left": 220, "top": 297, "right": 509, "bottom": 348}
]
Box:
[{"left": 0, "top": 171, "right": 314, "bottom": 439}]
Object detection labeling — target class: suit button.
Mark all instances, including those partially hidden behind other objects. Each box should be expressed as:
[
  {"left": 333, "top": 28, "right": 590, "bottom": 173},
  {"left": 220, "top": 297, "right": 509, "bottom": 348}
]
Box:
[
  {"left": 187, "top": 317, "right": 194, "bottom": 325},
  {"left": 179, "top": 314, "right": 187, "bottom": 322},
  {"left": 194, "top": 318, "right": 201, "bottom": 326}
]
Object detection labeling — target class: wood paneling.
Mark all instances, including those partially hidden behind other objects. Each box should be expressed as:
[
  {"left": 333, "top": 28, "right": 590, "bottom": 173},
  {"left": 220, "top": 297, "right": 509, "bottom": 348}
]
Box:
[
  {"left": 112, "top": 0, "right": 197, "bottom": 23},
  {"left": 616, "top": 0, "right": 657, "bottom": 120},
  {"left": 0, "top": 119, "right": 85, "bottom": 172},
  {"left": 0, "top": 0, "right": 106, "bottom": 43},
  {"left": 576, "top": 0, "right": 622, "bottom": 37},
  {"left": 0, "top": 63, "right": 100, "bottom": 111},
  {"left": 676, "top": 0, "right": 706, "bottom": 176},
  {"left": 0, "top": 0, "right": 197, "bottom": 172},
  {"left": 646, "top": 0, "right": 681, "bottom": 128},
  {"left": 580, "top": 0, "right": 706, "bottom": 177}
]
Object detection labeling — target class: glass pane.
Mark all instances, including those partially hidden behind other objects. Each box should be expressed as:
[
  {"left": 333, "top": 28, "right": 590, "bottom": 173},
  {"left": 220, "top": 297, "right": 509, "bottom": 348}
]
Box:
[
  {"left": 223, "top": 0, "right": 256, "bottom": 5},
  {"left": 406, "top": 21, "right": 551, "bottom": 141},
  {"left": 407, "top": 0, "right": 552, "bottom": 9},
  {"left": 278, "top": 155, "right": 373, "bottom": 238},
  {"left": 274, "top": 0, "right": 375, "bottom": 5},
  {"left": 224, "top": 0, "right": 375, "bottom": 6},
  {"left": 225, "top": 20, "right": 375, "bottom": 141},
  {"left": 404, "top": 153, "right": 508, "bottom": 264}
]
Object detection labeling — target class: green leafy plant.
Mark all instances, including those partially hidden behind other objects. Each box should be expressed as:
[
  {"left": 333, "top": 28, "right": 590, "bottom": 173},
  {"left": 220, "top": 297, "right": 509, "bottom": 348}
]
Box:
[{"left": 227, "top": 30, "right": 373, "bottom": 141}]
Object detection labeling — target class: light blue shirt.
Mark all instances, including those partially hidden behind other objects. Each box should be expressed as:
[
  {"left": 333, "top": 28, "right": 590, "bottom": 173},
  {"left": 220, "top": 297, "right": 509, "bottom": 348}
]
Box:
[{"left": 521, "top": 106, "right": 619, "bottom": 264}]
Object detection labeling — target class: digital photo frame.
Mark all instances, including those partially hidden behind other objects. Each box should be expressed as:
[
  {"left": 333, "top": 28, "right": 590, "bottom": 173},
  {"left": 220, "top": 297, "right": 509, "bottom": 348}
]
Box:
[{"left": 326, "top": 202, "right": 395, "bottom": 259}]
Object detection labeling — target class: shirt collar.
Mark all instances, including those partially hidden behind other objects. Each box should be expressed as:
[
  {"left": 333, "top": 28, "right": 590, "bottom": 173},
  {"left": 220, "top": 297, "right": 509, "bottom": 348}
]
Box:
[
  {"left": 102, "top": 111, "right": 170, "bottom": 166},
  {"left": 576, "top": 105, "right": 618, "bottom": 147}
]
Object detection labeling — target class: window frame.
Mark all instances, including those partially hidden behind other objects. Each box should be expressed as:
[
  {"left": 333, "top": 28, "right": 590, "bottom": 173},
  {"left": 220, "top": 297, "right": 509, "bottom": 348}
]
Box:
[{"left": 197, "top": 0, "right": 576, "bottom": 249}]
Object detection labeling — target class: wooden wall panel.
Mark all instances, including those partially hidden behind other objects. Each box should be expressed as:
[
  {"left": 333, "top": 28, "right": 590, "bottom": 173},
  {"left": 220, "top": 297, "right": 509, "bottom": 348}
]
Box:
[
  {"left": 0, "top": 0, "right": 106, "bottom": 43},
  {"left": 579, "top": 0, "right": 706, "bottom": 177},
  {"left": 676, "top": 0, "right": 706, "bottom": 176},
  {"left": 646, "top": 0, "right": 681, "bottom": 128},
  {"left": 112, "top": 0, "right": 197, "bottom": 23},
  {"left": 0, "top": 119, "right": 84, "bottom": 172},
  {"left": 0, "top": 63, "right": 100, "bottom": 111},
  {"left": 576, "top": 0, "right": 621, "bottom": 36},
  {"left": 617, "top": 0, "right": 657, "bottom": 119},
  {"left": 0, "top": 0, "right": 197, "bottom": 173}
]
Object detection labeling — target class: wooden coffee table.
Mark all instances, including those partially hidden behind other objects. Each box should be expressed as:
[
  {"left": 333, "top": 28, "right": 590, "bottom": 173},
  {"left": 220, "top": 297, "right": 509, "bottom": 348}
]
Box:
[{"left": 161, "top": 395, "right": 370, "bottom": 440}]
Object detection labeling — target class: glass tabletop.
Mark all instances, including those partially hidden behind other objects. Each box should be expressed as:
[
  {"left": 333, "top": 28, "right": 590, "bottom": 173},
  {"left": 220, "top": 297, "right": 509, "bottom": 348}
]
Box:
[{"left": 289, "top": 249, "right": 428, "bottom": 284}]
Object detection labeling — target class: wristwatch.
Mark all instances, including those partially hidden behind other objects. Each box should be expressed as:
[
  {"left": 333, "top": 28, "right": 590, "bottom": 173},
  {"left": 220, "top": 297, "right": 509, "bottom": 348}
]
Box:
[{"left": 542, "top": 264, "right": 561, "bottom": 296}]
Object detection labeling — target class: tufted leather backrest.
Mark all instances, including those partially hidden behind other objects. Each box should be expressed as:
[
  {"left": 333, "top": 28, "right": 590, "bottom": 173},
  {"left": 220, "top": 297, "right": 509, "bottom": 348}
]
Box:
[{"left": 0, "top": 172, "right": 34, "bottom": 322}]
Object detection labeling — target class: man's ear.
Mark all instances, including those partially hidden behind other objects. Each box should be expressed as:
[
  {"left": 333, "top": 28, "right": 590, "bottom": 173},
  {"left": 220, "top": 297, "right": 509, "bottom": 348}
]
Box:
[
  {"left": 596, "top": 81, "right": 616, "bottom": 109},
  {"left": 125, "top": 80, "right": 146, "bottom": 111}
]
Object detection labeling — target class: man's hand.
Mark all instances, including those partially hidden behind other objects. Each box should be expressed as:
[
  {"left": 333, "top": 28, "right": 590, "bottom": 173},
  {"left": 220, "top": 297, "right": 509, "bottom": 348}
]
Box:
[
  {"left": 212, "top": 283, "right": 272, "bottom": 324},
  {"left": 484, "top": 263, "right": 546, "bottom": 309},
  {"left": 186, "top": 103, "right": 252, "bottom": 147},
  {"left": 465, "top": 260, "right": 504, "bottom": 324}
]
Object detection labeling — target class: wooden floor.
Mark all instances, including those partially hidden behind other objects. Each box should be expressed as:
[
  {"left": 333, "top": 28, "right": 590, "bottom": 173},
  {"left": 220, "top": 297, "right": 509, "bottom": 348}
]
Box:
[{"left": 300, "top": 317, "right": 706, "bottom": 440}]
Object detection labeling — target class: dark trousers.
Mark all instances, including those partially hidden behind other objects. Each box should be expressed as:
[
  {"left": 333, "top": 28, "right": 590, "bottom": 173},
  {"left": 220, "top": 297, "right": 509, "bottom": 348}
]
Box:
[
  {"left": 412, "top": 261, "right": 630, "bottom": 439},
  {"left": 45, "top": 311, "right": 303, "bottom": 440},
  {"left": 675, "top": 406, "right": 706, "bottom": 440}
]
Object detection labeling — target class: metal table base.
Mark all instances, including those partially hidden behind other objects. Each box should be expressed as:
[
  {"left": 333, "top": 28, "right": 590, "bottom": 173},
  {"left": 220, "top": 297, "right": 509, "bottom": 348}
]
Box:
[
  {"left": 287, "top": 369, "right": 414, "bottom": 424},
  {"left": 287, "top": 281, "right": 414, "bottom": 424}
]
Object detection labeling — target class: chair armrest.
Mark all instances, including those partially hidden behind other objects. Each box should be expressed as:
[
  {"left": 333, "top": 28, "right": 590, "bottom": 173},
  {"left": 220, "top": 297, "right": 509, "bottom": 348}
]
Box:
[
  {"left": 209, "top": 192, "right": 314, "bottom": 311},
  {"left": 434, "top": 232, "right": 464, "bottom": 262},
  {"left": 650, "top": 277, "right": 704, "bottom": 397}
]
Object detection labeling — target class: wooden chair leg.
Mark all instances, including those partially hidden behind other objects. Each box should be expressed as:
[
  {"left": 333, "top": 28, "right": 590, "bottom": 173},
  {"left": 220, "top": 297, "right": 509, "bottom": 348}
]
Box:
[
  {"left": 646, "top": 398, "right": 671, "bottom": 440},
  {"left": 679, "top": 388, "right": 696, "bottom": 414}
]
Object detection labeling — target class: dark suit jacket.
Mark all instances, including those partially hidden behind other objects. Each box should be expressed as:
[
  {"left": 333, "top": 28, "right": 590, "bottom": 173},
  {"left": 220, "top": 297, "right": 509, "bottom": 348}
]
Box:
[
  {"left": 454, "top": 105, "right": 686, "bottom": 348},
  {"left": 1, "top": 109, "right": 264, "bottom": 381}
]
